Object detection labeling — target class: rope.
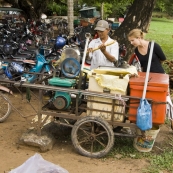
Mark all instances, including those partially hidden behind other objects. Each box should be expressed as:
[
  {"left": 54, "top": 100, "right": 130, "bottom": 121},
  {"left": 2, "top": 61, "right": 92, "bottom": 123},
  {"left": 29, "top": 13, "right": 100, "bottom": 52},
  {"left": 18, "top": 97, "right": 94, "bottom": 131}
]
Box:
[
  {"left": 114, "top": 94, "right": 126, "bottom": 114},
  {"left": 114, "top": 94, "right": 126, "bottom": 106}
]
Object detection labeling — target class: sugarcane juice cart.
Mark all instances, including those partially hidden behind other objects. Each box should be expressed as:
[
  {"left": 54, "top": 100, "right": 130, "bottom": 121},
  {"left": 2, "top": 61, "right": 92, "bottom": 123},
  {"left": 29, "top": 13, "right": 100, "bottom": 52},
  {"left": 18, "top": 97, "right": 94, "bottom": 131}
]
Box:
[
  {"left": 0, "top": 36, "right": 169, "bottom": 158},
  {"left": 42, "top": 35, "right": 169, "bottom": 157}
]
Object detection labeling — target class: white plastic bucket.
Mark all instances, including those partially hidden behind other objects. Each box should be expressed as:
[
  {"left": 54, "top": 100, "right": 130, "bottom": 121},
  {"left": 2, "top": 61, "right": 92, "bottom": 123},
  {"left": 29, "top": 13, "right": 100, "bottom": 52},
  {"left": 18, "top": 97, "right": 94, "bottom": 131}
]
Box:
[{"left": 133, "top": 126, "right": 160, "bottom": 152}]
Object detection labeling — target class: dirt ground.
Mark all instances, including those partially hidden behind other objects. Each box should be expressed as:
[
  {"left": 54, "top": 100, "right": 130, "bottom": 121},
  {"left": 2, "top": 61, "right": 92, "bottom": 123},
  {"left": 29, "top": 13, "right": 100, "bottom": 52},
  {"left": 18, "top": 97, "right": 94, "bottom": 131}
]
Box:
[{"left": 0, "top": 88, "right": 172, "bottom": 173}]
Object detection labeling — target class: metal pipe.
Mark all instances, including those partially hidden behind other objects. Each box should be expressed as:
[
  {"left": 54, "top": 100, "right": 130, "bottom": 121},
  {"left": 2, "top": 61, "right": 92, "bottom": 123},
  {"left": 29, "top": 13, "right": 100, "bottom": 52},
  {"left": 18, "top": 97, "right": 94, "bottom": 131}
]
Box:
[
  {"left": 81, "top": 33, "right": 91, "bottom": 71},
  {"left": 0, "top": 78, "right": 147, "bottom": 101}
]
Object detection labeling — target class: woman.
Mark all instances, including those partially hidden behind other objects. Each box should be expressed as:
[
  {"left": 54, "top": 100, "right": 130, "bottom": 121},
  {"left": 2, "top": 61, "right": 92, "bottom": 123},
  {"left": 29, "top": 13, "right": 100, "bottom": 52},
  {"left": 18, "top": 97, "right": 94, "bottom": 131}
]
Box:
[
  {"left": 128, "top": 29, "right": 166, "bottom": 73},
  {"left": 128, "top": 29, "right": 173, "bottom": 130}
]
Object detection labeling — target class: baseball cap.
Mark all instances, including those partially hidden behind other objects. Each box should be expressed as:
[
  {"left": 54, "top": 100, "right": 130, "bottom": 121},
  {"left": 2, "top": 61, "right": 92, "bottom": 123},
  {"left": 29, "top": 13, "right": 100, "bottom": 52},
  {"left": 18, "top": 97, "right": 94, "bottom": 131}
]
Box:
[{"left": 94, "top": 20, "right": 109, "bottom": 31}]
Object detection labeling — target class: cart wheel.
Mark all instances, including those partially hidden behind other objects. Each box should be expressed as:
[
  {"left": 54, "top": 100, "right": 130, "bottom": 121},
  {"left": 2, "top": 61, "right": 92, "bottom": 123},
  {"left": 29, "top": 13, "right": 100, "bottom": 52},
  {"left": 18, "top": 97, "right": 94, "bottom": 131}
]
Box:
[
  {"left": 0, "top": 93, "right": 12, "bottom": 123},
  {"left": 71, "top": 116, "right": 114, "bottom": 158}
]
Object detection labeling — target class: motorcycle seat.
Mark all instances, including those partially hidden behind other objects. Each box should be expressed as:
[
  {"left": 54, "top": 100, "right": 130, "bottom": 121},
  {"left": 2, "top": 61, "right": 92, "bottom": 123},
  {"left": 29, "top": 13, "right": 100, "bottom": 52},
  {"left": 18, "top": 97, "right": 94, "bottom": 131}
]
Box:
[
  {"left": 11, "top": 54, "right": 31, "bottom": 60},
  {"left": 18, "top": 49, "right": 36, "bottom": 58}
]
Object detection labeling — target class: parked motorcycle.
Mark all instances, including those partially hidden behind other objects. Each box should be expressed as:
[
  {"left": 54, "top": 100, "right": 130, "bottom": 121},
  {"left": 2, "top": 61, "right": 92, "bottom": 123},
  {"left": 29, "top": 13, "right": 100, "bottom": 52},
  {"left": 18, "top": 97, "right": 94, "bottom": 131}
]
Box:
[{"left": 3, "top": 51, "right": 53, "bottom": 84}]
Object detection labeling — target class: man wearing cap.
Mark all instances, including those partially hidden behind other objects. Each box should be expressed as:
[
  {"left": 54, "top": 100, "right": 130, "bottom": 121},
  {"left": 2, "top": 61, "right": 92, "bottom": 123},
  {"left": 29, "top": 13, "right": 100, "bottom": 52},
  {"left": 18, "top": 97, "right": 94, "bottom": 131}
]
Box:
[{"left": 87, "top": 20, "right": 119, "bottom": 70}]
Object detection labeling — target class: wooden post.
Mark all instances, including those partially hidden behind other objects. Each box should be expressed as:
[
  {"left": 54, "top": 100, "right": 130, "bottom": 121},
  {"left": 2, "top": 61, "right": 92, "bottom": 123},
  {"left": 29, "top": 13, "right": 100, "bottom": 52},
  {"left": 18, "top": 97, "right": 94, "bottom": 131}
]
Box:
[
  {"left": 67, "top": 0, "right": 74, "bottom": 36},
  {"left": 37, "top": 89, "right": 42, "bottom": 136},
  {"left": 101, "top": 3, "right": 104, "bottom": 19}
]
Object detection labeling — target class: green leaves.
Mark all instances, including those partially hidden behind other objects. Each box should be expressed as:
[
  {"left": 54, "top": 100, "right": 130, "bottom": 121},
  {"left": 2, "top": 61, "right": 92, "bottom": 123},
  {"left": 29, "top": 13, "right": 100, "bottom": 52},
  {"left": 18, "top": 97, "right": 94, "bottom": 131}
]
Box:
[
  {"left": 47, "top": 1, "right": 67, "bottom": 15},
  {"left": 76, "top": 0, "right": 133, "bottom": 18}
]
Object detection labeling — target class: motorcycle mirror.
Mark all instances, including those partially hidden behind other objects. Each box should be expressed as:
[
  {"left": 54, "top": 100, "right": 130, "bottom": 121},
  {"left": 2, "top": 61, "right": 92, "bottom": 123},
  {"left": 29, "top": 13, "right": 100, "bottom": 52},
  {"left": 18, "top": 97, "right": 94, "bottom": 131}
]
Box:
[
  {"left": 41, "top": 13, "right": 47, "bottom": 19},
  {"left": 0, "top": 23, "right": 4, "bottom": 28},
  {"left": 85, "top": 33, "right": 91, "bottom": 39}
]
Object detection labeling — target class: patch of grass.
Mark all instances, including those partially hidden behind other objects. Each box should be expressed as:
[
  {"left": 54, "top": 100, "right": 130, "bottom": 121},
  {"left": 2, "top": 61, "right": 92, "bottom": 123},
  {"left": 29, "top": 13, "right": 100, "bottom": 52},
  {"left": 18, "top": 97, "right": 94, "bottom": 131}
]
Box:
[
  {"left": 105, "top": 129, "right": 173, "bottom": 173},
  {"left": 145, "top": 17, "right": 173, "bottom": 61},
  {"left": 143, "top": 149, "right": 173, "bottom": 173},
  {"left": 107, "top": 137, "right": 151, "bottom": 159}
]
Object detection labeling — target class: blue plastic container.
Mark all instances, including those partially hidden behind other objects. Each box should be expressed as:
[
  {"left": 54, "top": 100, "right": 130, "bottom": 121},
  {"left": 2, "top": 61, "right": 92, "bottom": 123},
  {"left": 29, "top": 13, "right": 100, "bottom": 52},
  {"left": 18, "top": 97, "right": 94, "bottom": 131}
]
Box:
[{"left": 111, "top": 22, "right": 119, "bottom": 30}]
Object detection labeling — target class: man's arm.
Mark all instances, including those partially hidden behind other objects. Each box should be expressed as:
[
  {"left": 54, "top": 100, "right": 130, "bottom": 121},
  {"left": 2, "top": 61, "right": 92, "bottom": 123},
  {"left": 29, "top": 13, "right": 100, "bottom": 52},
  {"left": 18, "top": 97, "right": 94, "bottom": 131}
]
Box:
[
  {"left": 100, "top": 46, "right": 116, "bottom": 62},
  {"left": 99, "top": 42, "right": 119, "bottom": 62}
]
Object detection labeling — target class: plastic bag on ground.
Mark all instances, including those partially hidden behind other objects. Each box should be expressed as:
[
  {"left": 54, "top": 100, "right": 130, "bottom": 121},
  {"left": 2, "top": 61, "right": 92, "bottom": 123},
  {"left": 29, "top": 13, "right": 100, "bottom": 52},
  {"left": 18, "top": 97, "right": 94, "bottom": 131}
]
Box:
[{"left": 9, "top": 153, "right": 69, "bottom": 173}]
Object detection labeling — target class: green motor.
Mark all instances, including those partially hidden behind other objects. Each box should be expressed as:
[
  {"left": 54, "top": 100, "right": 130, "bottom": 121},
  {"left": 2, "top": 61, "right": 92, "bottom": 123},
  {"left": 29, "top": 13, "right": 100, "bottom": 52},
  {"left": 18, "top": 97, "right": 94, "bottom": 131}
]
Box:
[{"left": 53, "top": 91, "right": 71, "bottom": 110}]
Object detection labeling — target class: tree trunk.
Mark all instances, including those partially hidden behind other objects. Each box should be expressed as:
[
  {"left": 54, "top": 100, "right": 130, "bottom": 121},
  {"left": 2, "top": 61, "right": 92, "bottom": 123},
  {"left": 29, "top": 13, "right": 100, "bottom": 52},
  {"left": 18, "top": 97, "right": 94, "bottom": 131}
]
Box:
[
  {"left": 67, "top": 0, "right": 74, "bottom": 36},
  {"left": 113, "top": 0, "right": 156, "bottom": 61}
]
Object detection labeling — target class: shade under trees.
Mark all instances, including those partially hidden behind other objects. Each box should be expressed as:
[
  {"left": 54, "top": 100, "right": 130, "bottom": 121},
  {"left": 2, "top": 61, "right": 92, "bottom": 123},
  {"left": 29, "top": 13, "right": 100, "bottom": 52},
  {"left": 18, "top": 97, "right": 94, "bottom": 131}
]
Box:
[{"left": 2, "top": 0, "right": 156, "bottom": 59}]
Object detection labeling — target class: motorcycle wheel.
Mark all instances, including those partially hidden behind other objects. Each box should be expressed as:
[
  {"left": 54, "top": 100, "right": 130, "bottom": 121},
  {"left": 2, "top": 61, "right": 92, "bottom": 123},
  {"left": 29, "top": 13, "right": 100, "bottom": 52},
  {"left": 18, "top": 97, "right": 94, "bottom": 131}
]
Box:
[{"left": 0, "top": 92, "right": 12, "bottom": 123}]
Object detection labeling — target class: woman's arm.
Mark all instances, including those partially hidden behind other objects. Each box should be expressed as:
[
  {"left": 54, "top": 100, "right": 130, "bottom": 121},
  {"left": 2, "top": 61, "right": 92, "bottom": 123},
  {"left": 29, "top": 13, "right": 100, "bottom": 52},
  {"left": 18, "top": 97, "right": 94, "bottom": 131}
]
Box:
[{"left": 154, "top": 42, "right": 166, "bottom": 61}]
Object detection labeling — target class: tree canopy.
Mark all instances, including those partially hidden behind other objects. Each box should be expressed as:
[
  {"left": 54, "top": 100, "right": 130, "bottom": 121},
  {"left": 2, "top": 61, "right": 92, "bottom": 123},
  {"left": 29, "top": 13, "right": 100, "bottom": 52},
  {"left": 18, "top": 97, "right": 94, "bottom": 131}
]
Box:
[{"left": 3, "top": 0, "right": 66, "bottom": 19}]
